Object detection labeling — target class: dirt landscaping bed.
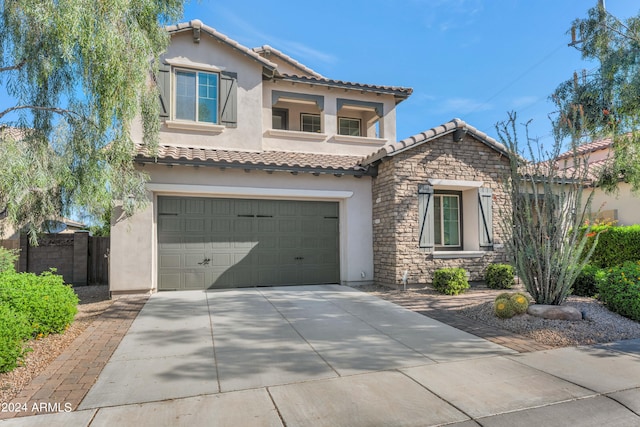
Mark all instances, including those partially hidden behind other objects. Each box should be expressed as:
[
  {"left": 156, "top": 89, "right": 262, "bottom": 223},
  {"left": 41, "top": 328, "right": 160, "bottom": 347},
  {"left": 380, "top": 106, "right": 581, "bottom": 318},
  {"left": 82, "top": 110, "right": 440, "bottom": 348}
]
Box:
[{"left": 0, "top": 285, "right": 112, "bottom": 404}]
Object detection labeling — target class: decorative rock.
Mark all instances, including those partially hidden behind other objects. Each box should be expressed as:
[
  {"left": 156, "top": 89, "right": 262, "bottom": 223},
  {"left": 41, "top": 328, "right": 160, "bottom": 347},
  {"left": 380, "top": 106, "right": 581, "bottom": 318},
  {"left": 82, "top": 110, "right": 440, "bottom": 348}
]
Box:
[{"left": 527, "top": 304, "right": 583, "bottom": 321}]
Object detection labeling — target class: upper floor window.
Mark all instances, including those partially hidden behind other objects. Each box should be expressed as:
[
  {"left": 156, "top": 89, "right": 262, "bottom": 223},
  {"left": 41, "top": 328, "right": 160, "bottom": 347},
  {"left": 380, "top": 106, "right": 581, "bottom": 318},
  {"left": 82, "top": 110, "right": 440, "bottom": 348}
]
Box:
[
  {"left": 175, "top": 70, "right": 219, "bottom": 124},
  {"left": 301, "top": 113, "right": 321, "bottom": 133},
  {"left": 272, "top": 108, "right": 288, "bottom": 130},
  {"left": 156, "top": 62, "right": 238, "bottom": 129},
  {"left": 338, "top": 117, "right": 361, "bottom": 136}
]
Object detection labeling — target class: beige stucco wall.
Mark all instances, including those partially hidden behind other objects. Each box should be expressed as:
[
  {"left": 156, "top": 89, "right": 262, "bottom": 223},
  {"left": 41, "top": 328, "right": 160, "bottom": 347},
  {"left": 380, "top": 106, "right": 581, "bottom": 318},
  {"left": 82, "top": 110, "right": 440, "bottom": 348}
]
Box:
[
  {"left": 371, "top": 133, "right": 511, "bottom": 286},
  {"left": 586, "top": 183, "right": 640, "bottom": 225},
  {"left": 109, "top": 164, "right": 375, "bottom": 294}
]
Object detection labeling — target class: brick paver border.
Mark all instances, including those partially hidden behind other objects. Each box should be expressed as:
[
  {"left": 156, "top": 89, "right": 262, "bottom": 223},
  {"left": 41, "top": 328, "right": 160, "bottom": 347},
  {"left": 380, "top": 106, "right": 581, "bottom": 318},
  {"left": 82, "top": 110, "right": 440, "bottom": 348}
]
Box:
[{"left": 1, "top": 296, "right": 147, "bottom": 420}]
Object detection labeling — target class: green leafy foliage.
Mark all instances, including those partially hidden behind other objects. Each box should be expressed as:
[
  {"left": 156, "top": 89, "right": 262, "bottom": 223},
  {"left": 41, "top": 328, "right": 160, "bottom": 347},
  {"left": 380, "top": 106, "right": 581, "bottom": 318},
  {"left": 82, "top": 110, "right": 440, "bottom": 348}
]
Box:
[
  {"left": 0, "top": 270, "right": 79, "bottom": 336},
  {"left": 0, "top": 304, "right": 32, "bottom": 373},
  {"left": 485, "top": 264, "right": 515, "bottom": 289},
  {"left": 582, "top": 225, "right": 640, "bottom": 268},
  {"left": 494, "top": 297, "right": 515, "bottom": 319},
  {"left": 496, "top": 113, "right": 599, "bottom": 305},
  {"left": 0, "top": 0, "right": 184, "bottom": 242},
  {"left": 0, "top": 246, "right": 18, "bottom": 273},
  {"left": 572, "top": 264, "right": 606, "bottom": 297},
  {"left": 598, "top": 261, "right": 640, "bottom": 321},
  {"left": 432, "top": 268, "right": 469, "bottom": 295}
]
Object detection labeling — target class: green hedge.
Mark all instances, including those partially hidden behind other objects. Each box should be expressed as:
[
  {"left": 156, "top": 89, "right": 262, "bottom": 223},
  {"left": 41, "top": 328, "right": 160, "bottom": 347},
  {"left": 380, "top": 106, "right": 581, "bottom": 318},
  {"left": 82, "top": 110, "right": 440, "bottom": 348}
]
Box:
[
  {"left": 0, "top": 304, "right": 32, "bottom": 373},
  {"left": 598, "top": 261, "right": 640, "bottom": 321},
  {"left": 485, "top": 264, "right": 515, "bottom": 289},
  {"left": 433, "top": 268, "right": 469, "bottom": 295},
  {"left": 0, "top": 270, "right": 79, "bottom": 336},
  {"left": 0, "top": 246, "right": 18, "bottom": 274},
  {"left": 572, "top": 264, "right": 607, "bottom": 297},
  {"left": 583, "top": 225, "right": 640, "bottom": 268}
]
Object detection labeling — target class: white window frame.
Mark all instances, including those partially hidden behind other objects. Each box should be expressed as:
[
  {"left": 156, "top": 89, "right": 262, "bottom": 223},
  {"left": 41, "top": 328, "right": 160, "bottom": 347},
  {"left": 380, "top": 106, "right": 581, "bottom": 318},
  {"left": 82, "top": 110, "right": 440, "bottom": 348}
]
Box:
[
  {"left": 173, "top": 68, "right": 220, "bottom": 125},
  {"left": 301, "top": 113, "right": 321, "bottom": 133},
  {"left": 338, "top": 117, "right": 361, "bottom": 136},
  {"left": 433, "top": 192, "right": 462, "bottom": 248}
]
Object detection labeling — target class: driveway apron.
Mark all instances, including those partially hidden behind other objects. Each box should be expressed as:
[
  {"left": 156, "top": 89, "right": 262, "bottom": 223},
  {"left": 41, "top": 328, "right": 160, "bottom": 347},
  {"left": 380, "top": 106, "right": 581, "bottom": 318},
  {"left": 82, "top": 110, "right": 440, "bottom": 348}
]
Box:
[{"left": 79, "top": 285, "right": 513, "bottom": 409}]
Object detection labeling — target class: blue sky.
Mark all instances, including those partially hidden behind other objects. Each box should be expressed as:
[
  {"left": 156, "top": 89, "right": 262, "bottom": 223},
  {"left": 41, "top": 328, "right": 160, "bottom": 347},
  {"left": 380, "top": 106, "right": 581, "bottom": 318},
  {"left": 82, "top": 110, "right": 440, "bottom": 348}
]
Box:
[
  {"left": 1, "top": 1, "right": 638, "bottom": 149},
  {"left": 180, "top": 0, "right": 638, "bottom": 148}
]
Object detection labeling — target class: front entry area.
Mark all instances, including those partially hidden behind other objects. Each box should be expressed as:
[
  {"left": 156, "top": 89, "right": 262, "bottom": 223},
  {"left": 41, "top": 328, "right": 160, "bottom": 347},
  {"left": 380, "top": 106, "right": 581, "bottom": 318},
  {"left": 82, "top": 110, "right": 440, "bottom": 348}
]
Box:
[{"left": 157, "top": 196, "right": 340, "bottom": 290}]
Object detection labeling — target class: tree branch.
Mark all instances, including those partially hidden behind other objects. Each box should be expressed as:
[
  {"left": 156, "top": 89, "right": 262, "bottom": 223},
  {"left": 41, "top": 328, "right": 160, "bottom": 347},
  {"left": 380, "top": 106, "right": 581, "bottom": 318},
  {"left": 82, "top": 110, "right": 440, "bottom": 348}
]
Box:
[
  {"left": 0, "top": 60, "right": 27, "bottom": 73},
  {"left": 0, "top": 105, "right": 84, "bottom": 120}
]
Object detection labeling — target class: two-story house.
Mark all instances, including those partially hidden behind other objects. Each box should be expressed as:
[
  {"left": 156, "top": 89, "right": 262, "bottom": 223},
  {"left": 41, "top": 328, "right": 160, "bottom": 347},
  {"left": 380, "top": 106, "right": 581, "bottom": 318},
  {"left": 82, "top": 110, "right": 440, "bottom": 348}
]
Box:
[{"left": 110, "top": 20, "right": 510, "bottom": 295}]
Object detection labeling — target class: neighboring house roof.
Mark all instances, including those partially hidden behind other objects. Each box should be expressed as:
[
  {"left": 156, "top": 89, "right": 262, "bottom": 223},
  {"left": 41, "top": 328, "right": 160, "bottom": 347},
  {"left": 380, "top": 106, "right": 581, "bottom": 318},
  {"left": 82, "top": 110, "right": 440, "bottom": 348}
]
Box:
[
  {"left": 556, "top": 137, "right": 614, "bottom": 161},
  {"left": 253, "top": 45, "right": 324, "bottom": 79},
  {"left": 165, "top": 20, "right": 278, "bottom": 77},
  {"left": 359, "top": 118, "right": 509, "bottom": 166},
  {"left": 135, "top": 144, "right": 368, "bottom": 176},
  {"left": 0, "top": 126, "right": 28, "bottom": 140},
  {"left": 277, "top": 74, "right": 412, "bottom": 102}
]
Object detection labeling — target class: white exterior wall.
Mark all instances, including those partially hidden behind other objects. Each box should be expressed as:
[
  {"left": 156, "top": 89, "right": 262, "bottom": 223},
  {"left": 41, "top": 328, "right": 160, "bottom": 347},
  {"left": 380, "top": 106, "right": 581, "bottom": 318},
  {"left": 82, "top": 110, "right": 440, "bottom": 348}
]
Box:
[
  {"left": 109, "top": 165, "right": 374, "bottom": 293},
  {"left": 586, "top": 183, "right": 640, "bottom": 226}
]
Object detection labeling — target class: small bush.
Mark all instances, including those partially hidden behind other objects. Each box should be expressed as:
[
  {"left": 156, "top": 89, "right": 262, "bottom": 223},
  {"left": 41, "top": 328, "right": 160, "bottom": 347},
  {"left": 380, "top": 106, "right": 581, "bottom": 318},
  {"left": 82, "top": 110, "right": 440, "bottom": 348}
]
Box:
[
  {"left": 0, "top": 270, "right": 79, "bottom": 336},
  {"left": 494, "top": 297, "right": 515, "bottom": 319},
  {"left": 510, "top": 293, "right": 530, "bottom": 315},
  {"left": 485, "top": 264, "right": 515, "bottom": 289},
  {"left": 0, "top": 304, "right": 32, "bottom": 373},
  {"left": 432, "top": 268, "right": 469, "bottom": 295},
  {"left": 582, "top": 224, "right": 640, "bottom": 268},
  {"left": 0, "top": 246, "right": 18, "bottom": 274},
  {"left": 572, "top": 264, "right": 606, "bottom": 297},
  {"left": 598, "top": 261, "right": 640, "bottom": 322}
]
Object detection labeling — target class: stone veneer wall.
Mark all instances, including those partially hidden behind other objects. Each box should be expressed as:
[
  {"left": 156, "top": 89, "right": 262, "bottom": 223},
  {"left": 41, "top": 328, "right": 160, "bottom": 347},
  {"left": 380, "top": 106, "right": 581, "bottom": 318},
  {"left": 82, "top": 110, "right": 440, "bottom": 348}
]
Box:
[{"left": 371, "top": 132, "right": 511, "bottom": 286}]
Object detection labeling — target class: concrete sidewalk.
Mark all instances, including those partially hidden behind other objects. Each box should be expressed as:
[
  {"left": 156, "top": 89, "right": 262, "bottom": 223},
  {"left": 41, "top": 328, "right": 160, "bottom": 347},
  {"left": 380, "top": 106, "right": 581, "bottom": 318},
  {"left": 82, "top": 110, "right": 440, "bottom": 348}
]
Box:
[{"left": 1, "top": 286, "right": 639, "bottom": 426}]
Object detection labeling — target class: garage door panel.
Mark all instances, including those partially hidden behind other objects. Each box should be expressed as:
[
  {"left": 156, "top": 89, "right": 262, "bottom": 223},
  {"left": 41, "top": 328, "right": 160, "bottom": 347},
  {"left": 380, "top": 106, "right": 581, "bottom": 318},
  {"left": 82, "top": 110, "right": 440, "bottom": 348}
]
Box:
[
  {"left": 157, "top": 196, "right": 339, "bottom": 290},
  {"left": 158, "top": 217, "right": 181, "bottom": 233},
  {"left": 183, "top": 271, "right": 207, "bottom": 289}
]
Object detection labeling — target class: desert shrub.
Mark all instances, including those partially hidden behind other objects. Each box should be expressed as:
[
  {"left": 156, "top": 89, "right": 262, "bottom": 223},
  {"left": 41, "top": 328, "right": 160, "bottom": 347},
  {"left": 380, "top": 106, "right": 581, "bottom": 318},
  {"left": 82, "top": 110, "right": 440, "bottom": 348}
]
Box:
[
  {"left": 598, "top": 261, "right": 640, "bottom": 322},
  {"left": 432, "top": 268, "right": 469, "bottom": 295},
  {"left": 0, "top": 270, "right": 79, "bottom": 336},
  {"left": 0, "top": 246, "right": 18, "bottom": 274},
  {"left": 510, "top": 293, "right": 530, "bottom": 314},
  {"left": 582, "top": 225, "right": 640, "bottom": 268},
  {"left": 0, "top": 304, "right": 32, "bottom": 373},
  {"left": 572, "top": 264, "right": 606, "bottom": 297},
  {"left": 485, "top": 264, "right": 515, "bottom": 289},
  {"left": 494, "top": 297, "right": 515, "bottom": 319}
]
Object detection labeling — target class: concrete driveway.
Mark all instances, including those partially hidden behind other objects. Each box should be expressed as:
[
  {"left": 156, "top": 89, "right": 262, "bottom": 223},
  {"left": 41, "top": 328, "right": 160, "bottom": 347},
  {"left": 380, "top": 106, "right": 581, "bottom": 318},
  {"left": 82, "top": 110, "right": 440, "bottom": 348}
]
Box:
[{"left": 4, "top": 285, "right": 640, "bottom": 426}]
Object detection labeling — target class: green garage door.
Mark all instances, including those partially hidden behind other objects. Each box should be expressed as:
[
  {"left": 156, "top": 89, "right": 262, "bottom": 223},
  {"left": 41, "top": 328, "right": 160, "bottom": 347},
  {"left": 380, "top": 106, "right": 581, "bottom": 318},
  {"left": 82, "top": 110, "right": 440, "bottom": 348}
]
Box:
[{"left": 157, "top": 197, "right": 340, "bottom": 290}]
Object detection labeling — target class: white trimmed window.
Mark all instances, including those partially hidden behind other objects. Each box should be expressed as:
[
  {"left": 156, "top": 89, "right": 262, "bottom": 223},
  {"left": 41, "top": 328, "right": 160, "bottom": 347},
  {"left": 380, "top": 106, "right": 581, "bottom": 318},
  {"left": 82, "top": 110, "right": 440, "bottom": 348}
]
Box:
[
  {"left": 433, "top": 193, "right": 461, "bottom": 248},
  {"left": 175, "top": 70, "right": 219, "bottom": 124},
  {"left": 301, "top": 113, "right": 321, "bottom": 133},
  {"left": 338, "top": 117, "right": 361, "bottom": 136}
]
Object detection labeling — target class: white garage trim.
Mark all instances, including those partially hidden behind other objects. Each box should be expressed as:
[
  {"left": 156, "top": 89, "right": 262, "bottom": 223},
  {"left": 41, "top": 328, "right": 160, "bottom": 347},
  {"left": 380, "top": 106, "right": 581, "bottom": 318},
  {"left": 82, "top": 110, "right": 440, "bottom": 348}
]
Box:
[{"left": 147, "top": 183, "right": 354, "bottom": 199}]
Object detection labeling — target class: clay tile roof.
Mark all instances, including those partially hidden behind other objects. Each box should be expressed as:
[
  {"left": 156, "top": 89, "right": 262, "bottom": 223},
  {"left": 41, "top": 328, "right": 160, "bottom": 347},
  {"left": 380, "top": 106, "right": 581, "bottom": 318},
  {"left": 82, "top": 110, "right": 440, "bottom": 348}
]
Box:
[
  {"left": 253, "top": 45, "right": 324, "bottom": 79},
  {"left": 278, "top": 74, "right": 413, "bottom": 100},
  {"left": 556, "top": 136, "right": 614, "bottom": 160},
  {"left": 165, "top": 20, "right": 277, "bottom": 73},
  {"left": 135, "top": 144, "right": 367, "bottom": 175},
  {"left": 359, "top": 118, "right": 509, "bottom": 166}
]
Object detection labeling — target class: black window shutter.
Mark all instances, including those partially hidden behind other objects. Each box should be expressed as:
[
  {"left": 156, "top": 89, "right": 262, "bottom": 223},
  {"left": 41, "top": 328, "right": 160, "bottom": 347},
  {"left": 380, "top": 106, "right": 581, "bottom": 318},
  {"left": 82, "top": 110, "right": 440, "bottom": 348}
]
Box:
[
  {"left": 478, "top": 187, "right": 493, "bottom": 248},
  {"left": 156, "top": 63, "right": 171, "bottom": 118},
  {"left": 418, "top": 184, "right": 435, "bottom": 251},
  {"left": 220, "top": 71, "right": 237, "bottom": 127}
]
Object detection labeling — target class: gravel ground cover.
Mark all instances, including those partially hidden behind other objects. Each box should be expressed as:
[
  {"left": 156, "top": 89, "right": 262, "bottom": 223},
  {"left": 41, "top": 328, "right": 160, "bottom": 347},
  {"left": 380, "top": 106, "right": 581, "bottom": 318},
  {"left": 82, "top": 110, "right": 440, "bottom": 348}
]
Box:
[
  {"left": 0, "top": 285, "right": 112, "bottom": 404},
  {"left": 361, "top": 284, "right": 640, "bottom": 348}
]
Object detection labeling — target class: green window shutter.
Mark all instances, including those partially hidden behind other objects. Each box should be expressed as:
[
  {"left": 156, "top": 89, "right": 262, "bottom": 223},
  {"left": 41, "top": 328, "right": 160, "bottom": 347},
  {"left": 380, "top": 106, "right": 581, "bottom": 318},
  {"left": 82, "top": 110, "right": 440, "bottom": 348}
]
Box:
[
  {"left": 478, "top": 187, "right": 493, "bottom": 248},
  {"left": 220, "top": 71, "right": 237, "bottom": 128},
  {"left": 156, "top": 63, "right": 171, "bottom": 118},
  {"left": 418, "top": 184, "right": 435, "bottom": 251}
]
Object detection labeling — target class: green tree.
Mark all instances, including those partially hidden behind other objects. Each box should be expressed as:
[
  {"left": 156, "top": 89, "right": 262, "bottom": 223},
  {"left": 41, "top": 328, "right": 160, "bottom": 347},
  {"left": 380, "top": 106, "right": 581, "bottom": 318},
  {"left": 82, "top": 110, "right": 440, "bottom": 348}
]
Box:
[
  {"left": 551, "top": 2, "right": 640, "bottom": 192},
  {"left": 497, "top": 112, "right": 599, "bottom": 305},
  {"left": 0, "top": 0, "right": 183, "bottom": 242}
]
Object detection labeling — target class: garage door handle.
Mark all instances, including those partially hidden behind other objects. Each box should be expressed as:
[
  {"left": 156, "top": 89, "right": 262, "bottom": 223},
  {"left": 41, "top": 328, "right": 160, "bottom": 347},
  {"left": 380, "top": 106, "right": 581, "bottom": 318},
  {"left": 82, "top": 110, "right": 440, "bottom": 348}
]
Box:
[
  {"left": 295, "top": 256, "right": 304, "bottom": 260},
  {"left": 198, "top": 258, "right": 211, "bottom": 265}
]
